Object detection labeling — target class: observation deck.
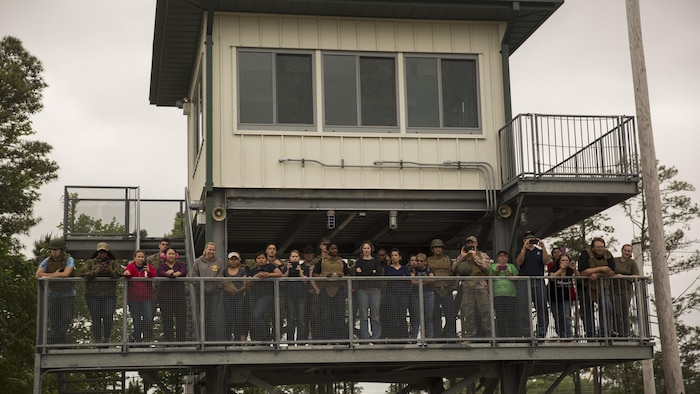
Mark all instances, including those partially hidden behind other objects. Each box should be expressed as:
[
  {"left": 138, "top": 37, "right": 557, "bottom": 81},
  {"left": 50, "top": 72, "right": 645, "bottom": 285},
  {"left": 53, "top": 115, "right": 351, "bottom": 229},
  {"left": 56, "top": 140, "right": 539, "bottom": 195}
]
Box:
[{"left": 35, "top": 275, "right": 653, "bottom": 393}]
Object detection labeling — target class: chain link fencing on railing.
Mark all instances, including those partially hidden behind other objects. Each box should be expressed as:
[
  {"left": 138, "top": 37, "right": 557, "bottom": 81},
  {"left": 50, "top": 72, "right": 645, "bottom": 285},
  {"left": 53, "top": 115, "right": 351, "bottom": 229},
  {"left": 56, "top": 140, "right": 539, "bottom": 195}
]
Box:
[{"left": 36, "top": 275, "right": 652, "bottom": 351}]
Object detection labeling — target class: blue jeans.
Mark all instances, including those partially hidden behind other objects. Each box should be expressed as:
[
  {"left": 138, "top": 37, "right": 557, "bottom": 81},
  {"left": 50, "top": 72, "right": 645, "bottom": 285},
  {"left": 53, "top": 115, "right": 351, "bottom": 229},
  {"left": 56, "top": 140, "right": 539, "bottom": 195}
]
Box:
[
  {"left": 48, "top": 294, "right": 75, "bottom": 344},
  {"left": 551, "top": 301, "right": 573, "bottom": 338},
  {"left": 85, "top": 294, "right": 116, "bottom": 343},
  {"left": 357, "top": 287, "right": 381, "bottom": 340},
  {"left": 580, "top": 287, "right": 613, "bottom": 337},
  {"left": 128, "top": 300, "right": 153, "bottom": 341},
  {"left": 517, "top": 279, "right": 549, "bottom": 338},
  {"left": 252, "top": 295, "right": 274, "bottom": 341},
  {"left": 410, "top": 291, "right": 434, "bottom": 339}
]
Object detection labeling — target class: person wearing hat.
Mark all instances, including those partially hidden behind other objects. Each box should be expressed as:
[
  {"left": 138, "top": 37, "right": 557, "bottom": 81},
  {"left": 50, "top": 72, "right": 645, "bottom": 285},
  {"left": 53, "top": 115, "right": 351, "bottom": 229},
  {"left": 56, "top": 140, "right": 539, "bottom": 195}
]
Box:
[
  {"left": 222, "top": 251, "right": 248, "bottom": 341},
  {"left": 426, "top": 238, "right": 458, "bottom": 339},
  {"left": 36, "top": 238, "right": 76, "bottom": 344},
  {"left": 515, "top": 231, "right": 551, "bottom": 338},
  {"left": 81, "top": 242, "right": 123, "bottom": 344},
  {"left": 489, "top": 250, "right": 520, "bottom": 338},
  {"left": 452, "top": 235, "right": 492, "bottom": 342}
]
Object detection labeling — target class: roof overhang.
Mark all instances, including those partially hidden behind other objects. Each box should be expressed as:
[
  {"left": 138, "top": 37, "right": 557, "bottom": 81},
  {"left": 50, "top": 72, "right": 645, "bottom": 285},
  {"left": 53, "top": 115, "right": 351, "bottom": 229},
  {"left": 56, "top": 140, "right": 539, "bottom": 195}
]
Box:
[{"left": 149, "top": 0, "right": 563, "bottom": 106}]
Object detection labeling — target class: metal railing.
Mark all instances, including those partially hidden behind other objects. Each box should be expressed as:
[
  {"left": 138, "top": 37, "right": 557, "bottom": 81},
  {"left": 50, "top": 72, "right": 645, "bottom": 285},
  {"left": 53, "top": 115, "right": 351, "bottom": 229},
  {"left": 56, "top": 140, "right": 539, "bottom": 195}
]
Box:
[
  {"left": 499, "top": 114, "right": 639, "bottom": 186},
  {"left": 36, "top": 275, "right": 652, "bottom": 351},
  {"left": 62, "top": 186, "right": 187, "bottom": 247}
]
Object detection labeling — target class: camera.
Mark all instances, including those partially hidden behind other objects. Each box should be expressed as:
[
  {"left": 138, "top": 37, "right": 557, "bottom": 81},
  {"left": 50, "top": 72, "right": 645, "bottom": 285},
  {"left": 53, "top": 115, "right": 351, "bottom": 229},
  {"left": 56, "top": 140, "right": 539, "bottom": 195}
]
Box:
[
  {"left": 465, "top": 245, "right": 475, "bottom": 251},
  {"left": 528, "top": 238, "right": 539, "bottom": 245}
]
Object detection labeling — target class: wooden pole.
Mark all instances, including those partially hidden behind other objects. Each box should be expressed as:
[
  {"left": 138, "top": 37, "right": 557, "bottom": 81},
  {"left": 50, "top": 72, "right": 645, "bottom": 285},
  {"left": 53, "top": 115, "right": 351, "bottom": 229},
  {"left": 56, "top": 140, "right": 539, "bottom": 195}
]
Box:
[
  {"left": 633, "top": 242, "right": 656, "bottom": 393},
  {"left": 625, "top": 0, "right": 685, "bottom": 392}
]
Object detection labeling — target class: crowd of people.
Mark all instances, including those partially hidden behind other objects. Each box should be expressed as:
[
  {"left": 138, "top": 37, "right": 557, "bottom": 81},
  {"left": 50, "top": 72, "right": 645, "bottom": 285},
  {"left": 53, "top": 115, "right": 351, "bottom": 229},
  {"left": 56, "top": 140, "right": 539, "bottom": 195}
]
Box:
[{"left": 35, "top": 233, "right": 643, "bottom": 345}]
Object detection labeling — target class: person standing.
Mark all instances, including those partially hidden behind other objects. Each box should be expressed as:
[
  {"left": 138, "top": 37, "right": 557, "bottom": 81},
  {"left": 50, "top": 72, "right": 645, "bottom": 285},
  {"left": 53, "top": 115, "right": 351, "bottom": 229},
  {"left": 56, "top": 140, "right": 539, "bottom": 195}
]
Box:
[
  {"left": 123, "top": 250, "right": 157, "bottom": 342},
  {"left": 36, "top": 238, "right": 76, "bottom": 345},
  {"left": 577, "top": 237, "right": 616, "bottom": 338},
  {"left": 410, "top": 253, "right": 434, "bottom": 339},
  {"left": 81, "top": 242, "right": 123, "bottom": 344},
  {"left": 313, "top": 242, "right": 351, "bottom": 341},
  {"left": 612, "top": 244, "right": 639, "bottom": 337},
  {"left": 146, "top": 237, "right": 171, "bottom": 270},
  {"left": 515, "top": 231, "right": 551, "bottom": 338},
  {"left": 249, "top": 251, "right": 283, "bottom": 341},
  {"left": 303, "top": 244, "right": 321, "bottom": 340},
  {"left": 222, "top": 251, "right": 247, "bottom": 342},
  {"left": 192, "top": 242, "right": 224, "bottom": 341},
  {"left": 283, "top": 249, "right": 309, "bottom": 342},
  {"left": 489, "top": 251, "right": 519, "bottom": 338},
  {"left": 453, "top": 236, "right": 492, "bottom": 341},
  {"left": 156, "top": 248, "right": 188, "bottom": 342},
  {"left": 426, "top": 239, "right": 458, "bottom": 339},
  {"left": 548, "top": 253, "right": 579, "bottom": 339},
  {"left": 383, "top": 248, "right": 411, "bottom": 339},
  {"left": 354, "top": 240, "right": 383, "bottom": 341}
]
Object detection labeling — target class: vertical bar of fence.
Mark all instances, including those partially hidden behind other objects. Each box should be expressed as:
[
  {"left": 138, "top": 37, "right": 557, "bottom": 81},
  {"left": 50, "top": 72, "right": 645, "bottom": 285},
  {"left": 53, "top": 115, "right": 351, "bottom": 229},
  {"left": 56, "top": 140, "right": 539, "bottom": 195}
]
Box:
[
  {"left": 274, "top": 280, "right": 282, "bottom": 347},
  {"left": 488, "top": 277, "right": 496, "bottom": 345},
  {"left": 347, "top": 278, "right": 354, "bottom": 346},
  {"left": 122, "top": 278, "right": 129, "bottom": 351},
  {"left": 417, "top": 277, "right": 425, "bottom": 346}
]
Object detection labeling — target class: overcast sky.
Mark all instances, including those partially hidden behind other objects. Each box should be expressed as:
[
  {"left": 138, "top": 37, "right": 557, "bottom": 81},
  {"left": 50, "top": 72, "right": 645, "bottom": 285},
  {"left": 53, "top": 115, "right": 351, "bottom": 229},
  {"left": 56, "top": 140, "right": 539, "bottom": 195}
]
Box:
[{"left": 2, "top": 0, "right": 699, "bottom": 331}]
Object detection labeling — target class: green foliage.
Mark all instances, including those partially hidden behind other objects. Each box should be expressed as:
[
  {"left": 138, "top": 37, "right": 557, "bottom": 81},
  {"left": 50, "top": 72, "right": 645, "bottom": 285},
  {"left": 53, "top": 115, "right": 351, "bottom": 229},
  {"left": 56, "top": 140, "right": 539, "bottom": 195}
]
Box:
[
  {"left": 165, "top": 212, "right": 187, "bottom": 238},
  {"left": 620, "top": 164, "right": 700, "bottom": 273},
  {"left": 548, "top": 212, "right": 617, "bottom": 260},
  {"left": 0, "top": 250, "right": 38, "bottom": 393},
  {"left": 0, "top": 36, "right": 58, "bottom": 250}
]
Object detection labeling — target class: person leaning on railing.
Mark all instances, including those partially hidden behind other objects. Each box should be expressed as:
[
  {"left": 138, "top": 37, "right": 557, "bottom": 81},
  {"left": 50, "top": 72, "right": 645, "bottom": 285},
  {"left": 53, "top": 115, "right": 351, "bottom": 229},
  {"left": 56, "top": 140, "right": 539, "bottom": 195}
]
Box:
[
  {"left": 577, "top": 237, "right": 616, "bottom": 338},
  {"left": 35, "top": 238, "right": 76, "bottom": 345},
  {"left": 156, "top": 248, "right": 188, "bottom": 342},
  {"left": 312, "top": 242, "right": 351, "bottom": 341},
  {"left": 488, "top": 250, "right": 520, "bottom": 338},
  {"left": 547, "top": 253, "right": 580, "bottom": 339}
]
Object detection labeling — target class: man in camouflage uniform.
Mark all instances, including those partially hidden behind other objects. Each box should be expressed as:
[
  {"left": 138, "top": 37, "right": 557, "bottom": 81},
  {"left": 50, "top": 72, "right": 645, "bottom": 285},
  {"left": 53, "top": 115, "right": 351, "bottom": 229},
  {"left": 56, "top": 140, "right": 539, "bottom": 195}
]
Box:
[
  {"left": 452, "top": 235, "right": 492, "bottom": 341},
  {"left": 426, "top": 239, "right": 458, "bottom": 339}
]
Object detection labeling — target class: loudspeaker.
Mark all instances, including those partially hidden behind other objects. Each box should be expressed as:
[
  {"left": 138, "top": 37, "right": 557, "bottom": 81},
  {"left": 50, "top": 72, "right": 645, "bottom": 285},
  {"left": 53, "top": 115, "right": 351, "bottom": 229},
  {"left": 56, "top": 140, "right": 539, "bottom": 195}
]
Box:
[
  {"left": 212, "top": 207, "right": 227, "bottom": 221},
  {"left": 497, "top": 204, "right": 512, "bottom": 218}
]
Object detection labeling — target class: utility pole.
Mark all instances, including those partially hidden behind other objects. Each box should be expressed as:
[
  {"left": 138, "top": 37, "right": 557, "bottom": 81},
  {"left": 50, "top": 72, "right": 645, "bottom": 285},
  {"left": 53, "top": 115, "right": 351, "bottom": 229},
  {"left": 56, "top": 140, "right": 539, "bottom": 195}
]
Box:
[
  {"left": 632, "top": 242, "right": 655, "bottom": 394},
  {"left": 625, "top": 0, "right": 685, "bottom": 393}
]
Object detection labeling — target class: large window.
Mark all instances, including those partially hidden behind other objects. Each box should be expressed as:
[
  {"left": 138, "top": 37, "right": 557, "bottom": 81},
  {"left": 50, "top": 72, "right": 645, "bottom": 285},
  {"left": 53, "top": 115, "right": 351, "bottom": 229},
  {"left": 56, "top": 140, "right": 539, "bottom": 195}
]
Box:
[
  {"left": 238, "top": 51, "right": 313, "bottom": 125},
  {"left": 405, "top": 56, "right": 479, "bottom": 130},
  {"left": 323, "top": 54, "right": 397, "bottom": 128}
]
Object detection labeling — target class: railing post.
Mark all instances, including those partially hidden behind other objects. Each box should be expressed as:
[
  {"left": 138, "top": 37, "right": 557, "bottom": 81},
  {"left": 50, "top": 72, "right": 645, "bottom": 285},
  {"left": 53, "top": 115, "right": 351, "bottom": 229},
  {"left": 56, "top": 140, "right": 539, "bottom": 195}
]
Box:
[{"left": 347, "top": 278, "right": 354, "bottom": 347}]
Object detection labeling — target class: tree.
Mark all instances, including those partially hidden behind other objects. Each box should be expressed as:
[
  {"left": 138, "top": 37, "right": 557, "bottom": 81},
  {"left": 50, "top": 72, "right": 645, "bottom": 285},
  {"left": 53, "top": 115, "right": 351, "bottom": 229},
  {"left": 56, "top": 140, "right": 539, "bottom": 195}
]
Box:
[
  {"left": 548, "top": 212, "right": 617, "bottom": 261},
  {"left": 0, "top": 36, "right": 58, "bottom": 249},
  {"left": 613, "top": 163, "right": 700, "bottom": 391},
  {"left": 0, "top": 36, "right": 58, "bottom": 394}
]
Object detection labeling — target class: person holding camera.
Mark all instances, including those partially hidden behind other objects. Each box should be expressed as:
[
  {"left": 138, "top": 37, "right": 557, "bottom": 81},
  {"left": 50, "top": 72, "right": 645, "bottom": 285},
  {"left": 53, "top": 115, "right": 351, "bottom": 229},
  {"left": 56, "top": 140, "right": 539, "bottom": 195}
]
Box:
[
  {"left": 548, "top": 253, "right": 580, "bottom": 339},
  {"left": 81, "top": 242, "right": 123, "bottom": 345},
  {"left": 515, "top": 231, "right": 551, "bottom": 338},
  {"left": 452, "top": 236, "right": 492, "bottom": 342},
  {"left": 489, "top": 251, "right": 519, "bottom": 338}
]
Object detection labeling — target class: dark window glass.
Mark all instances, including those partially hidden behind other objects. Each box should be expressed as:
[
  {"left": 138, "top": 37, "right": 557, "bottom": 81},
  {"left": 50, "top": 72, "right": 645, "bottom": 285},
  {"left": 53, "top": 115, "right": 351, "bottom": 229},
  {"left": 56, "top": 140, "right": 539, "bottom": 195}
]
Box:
[
  {"left": 441, "top": 59, "right": 478, "bottom": 128},
  {"left": 239, "top": 52, "right": 273, "bottom": 124},
  {"left": 406, "top": 57, "right": 439, "bottom": 127},
  {"left": 360, "top": 57, "right": 396, "bottom": 126},
  {"left": 323, "top": 55, "right": 357, "bottom": 126},
  {"left": 276, "top": 54, "right": 313, "bottom": 124}
]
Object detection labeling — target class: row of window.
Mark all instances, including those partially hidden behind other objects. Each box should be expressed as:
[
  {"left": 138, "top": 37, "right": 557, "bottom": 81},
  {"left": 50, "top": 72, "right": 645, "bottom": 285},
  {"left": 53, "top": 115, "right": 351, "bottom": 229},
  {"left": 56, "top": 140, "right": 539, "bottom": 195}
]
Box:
[{"left": 237, "top": 50, "right": 480, "bottom": 133}]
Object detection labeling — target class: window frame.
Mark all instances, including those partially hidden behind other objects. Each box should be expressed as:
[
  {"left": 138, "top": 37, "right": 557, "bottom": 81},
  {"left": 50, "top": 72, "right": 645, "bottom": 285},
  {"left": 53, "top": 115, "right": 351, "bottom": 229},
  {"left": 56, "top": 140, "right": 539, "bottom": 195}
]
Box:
[
  {"left": 237, "top": 48, "right": 316, "bottom": 131},
  {"left": 404, "top": 54, "right": 481, "bottom": 134},
  {"left": 321, "top": 51, "right": 400, "bottom": 133}
]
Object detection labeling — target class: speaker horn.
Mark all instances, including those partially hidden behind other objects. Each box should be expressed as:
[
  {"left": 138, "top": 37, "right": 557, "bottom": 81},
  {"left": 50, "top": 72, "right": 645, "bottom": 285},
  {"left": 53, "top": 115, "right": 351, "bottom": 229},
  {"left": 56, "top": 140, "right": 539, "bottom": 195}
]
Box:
[
  {"left": 497, "top": 204, "right": 512, "bottom": 218},
  {"left": 212, "top": 207, "right": 227, "bottom": 221}
]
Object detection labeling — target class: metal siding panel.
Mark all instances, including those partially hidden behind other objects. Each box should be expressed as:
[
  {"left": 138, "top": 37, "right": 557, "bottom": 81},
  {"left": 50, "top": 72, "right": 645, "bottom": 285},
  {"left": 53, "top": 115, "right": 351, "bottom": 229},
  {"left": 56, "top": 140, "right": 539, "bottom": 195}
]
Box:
[
  {"left": 239, "top": 15, "right": 262, "bottom": 47},
  {"left": 451, "top": 24, "right": 472, "bottom": 53},
  {"left": 241, "top": 135, "right": 264, "bottom": 187},
  {"left": 396, "top": 22, "right": 415, "bottom": 52},
  {"left": 356, "top": 20, "right": 377, "bottom": 51},
  {"left": 221, "top": 15, "right": 241, "bottom": 46},
  {"left": 413, "top": 23, "right": 434, "bottom": 52},
  {"left": 338, "top": 19, "right": 358, "bottom": 50},
  {"left": 281, "top": 17, "right": 301, "bottom": 48},
  {"left": 282, "top": 136, "right": 304, "bottom": 187},
  {"left": 261, "top": 16, "right": 281, "bottom": 47},
  {"left": 376, "top": 21, "right": 396, "bottom": 51},
  {"left": 300, "top": 18, "right": 320, "bottom": 48},
  {"left": 300, "top": 137, "right": 324, "bottom": 187},
  {"left": 319, "top": 19, "right": 340, "bottom": 49},
  {"left": 433, "top": 23, "right": 453, "bottom": 53}
]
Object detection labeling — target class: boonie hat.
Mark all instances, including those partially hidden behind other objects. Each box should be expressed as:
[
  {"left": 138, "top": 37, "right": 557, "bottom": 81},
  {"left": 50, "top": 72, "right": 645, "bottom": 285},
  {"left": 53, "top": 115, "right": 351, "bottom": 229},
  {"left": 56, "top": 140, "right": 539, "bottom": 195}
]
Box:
[
  {"left": 96, "top": 242, "right": 110, "bottom": 251},
  {"left": 465, "top": 235, "right": 478, "bottom": 243}
]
